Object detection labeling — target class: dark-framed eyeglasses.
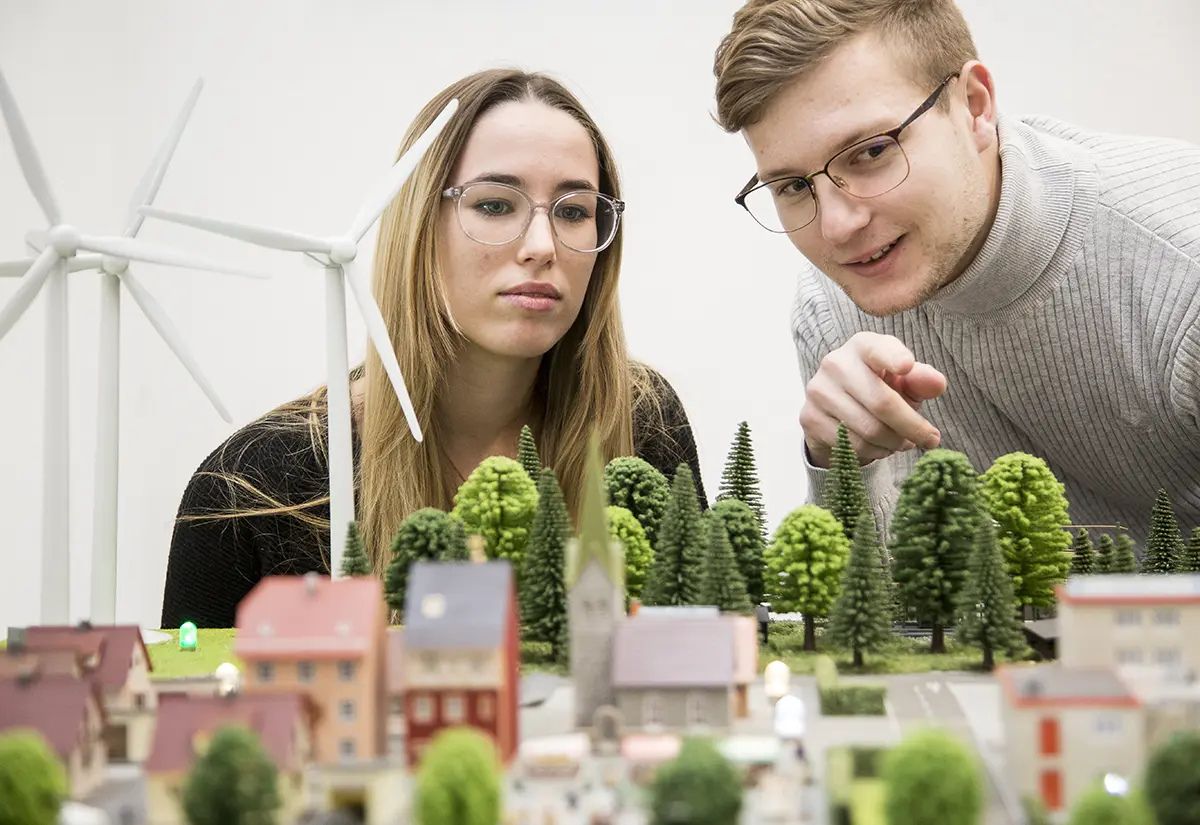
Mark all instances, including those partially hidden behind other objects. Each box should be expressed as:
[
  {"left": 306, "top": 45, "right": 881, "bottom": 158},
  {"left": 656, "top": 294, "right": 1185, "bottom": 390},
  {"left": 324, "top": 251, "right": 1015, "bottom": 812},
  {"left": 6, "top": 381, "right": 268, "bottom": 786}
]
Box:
[
  {"left": 734, "top": 72, "right": 960, "bottom": 234},
  {"left": 442, "top": 181, "right": 625, "bottom": 254}
]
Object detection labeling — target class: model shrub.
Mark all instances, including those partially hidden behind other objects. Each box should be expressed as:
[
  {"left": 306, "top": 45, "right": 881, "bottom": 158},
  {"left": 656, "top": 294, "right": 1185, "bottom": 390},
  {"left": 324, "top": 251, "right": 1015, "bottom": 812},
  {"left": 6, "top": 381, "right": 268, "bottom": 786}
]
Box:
[
  {"left": 517, "top": 424, "right": 541, "bottom": 480},
  {"left": 339, "top": 520, "right": 372, "bottom": 577},
  {"left": 413, "top": 727, "right": 501, "bottom": 825},
  {"left": 451, "top": 455, "right": 538, "bottom": 575},
  {"left": 813, "top": 654, "right": 886, "bottom": 716},
  {"left": 0, "top": 730, "right": 66, "bottom": 825},
  {"left": 1094, "top": 534, "right": 1115, "bottom": 573},
  {"left": 1142, "top": 488, "right": 1183, "bottom": 573},
  {"left": 882, "top": 726, "right": 984, "bottom": 825},
  {"left": 826, "top": 507, "right": 893, "bottom": 668},
  {"left": 1111, "top": 533, "right": 1138, "bottom": 573},
  {"left": 956, "top": 515, "right": 1026, "bottom": 672},
  {"left": 1179, "top": 527, "right": 1200, "bottom": 573},
  {"left": 520, "top": 467, "right": 570, "bottom": 664},
  {"left": 1143, "top": 730, "right": 1200, "bottom": 825},
  {"left": 765, "top": 505, "right": 850, "bottom": 651},
  {"left": 384, "top": 507, "right": 468, "bottom": 613},
  {"left": 1068, "top": 528, "right": 1097, "bottom": 576},
  {"left": 604, "top": 456, "right": 671, "bottom": 549},
  {"left": 648, "top": 736, "right": 743, "bottom": 825},
  {"left": 826, "top": 422, "right": 870, "bottom": 543},
  {"left": 1067, "top": 780, "right": 1155, "bottom": 825},
  {"left": 181, "top": 725, "right": 280, "bottom": 825},
  {"left": 607, "top": 505, "right": 652, "bottom": 601},
  {"left": 700, "top": 509, "right": 752, "bottom": 612}
]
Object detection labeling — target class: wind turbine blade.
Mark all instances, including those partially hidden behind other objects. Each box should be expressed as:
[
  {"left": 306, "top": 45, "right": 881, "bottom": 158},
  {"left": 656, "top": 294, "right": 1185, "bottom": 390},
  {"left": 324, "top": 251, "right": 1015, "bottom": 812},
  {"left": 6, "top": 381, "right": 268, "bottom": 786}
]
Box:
[
  {"left": 0, "top": 66, "right": 62, "bottom": 226},
  {"left": 67, "top": 254, "right": 105, "bottom": 273},
  {"left": 139, "top": 206, "right": 330, "bottom": 254},
  {"left": 75, "top": 234, "right": 270, "bottom": 279},
  {"left": 25, "top": 228, "right": 48, "bottom": 252},
  {"left": 123, "top": 78, "right": 204, "bottom": 237},
  {"left": 342, "top": 259, "right": 423, "bottom": 442},
  {"left": 346, "top": 98, "right": 459, "bottom": 244},
  {"left": 0, "top": 258, "right": 34, "bottom": 278},
  {"left": 0, "top": 246, "right": 58, "bottom": 340},
  {"left": 121, "top": 269, "right": 233, "bottom": 423}
]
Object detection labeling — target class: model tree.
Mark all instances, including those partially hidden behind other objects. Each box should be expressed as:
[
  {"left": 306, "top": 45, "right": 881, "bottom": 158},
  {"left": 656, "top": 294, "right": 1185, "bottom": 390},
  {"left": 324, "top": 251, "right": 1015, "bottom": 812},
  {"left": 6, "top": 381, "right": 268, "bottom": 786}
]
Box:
[
  {"left": 826, "top": 507, "right": 892, "bottom": 667},
  {"left": 826, "top": 422, "right": 870, "bottom": 543},
  {"left": 711, "top": 497, "right": 766, "bottom": 605},
  {"left": 765, "top": 504, "right": 850, "bottom": 651},
  {"left": 1068, "top": 529, "right": 1097, "bottom": 576},
  {"left": 413, "top": 727, "right": 502, "bottom": 825},
  {"left": 1067, "top": 781, "right": 1155, "bottom": 825},
  {"left": 517, "top": 424, "right": 541, "bottom": 480},
  {"left": 1143, "top": 730, "right": 1200, "bottom": 825},
  {"left": 451, "top": 455, "right": 539, "bottom": 574},
  {"left": 340, "top": 521, "right": 372, "bottom": 577},
  {"left": 889, "top": 449, "right": 981, "bottom": 653},
  {"left": 1179, "top": 527, "right": 1200, "bottom": 573},
  {"left": 519, "top": 467, "right": 570, "bottom": 664},
  {"left": 642, "top": 464, "right": 706, "bottom": 607},
  {"left": 715, "top": 420, "right": 767, "bottom": 539},
  {"left": 956, "top": 516, "right": 1025, "bottom": 671},
  {"left": 1095, "top": 534, "right": 1115, "bottom": 573},
  {"left": 181, "top": 725, "right": 279, "bottom": 825},
  {"left": 605, "top": 456, "right": 671, "bottom": 549},
  {"left": 882, "top": 726, "right": 984, "bottom": 825},
  {"left": 700, "top": 509, "right": 752, "bottom": 613},
  {"left": 1142, "top": 488, "right": 1183, "bottom": 574},
  {"left": 648, "top": 736, "right": 743, "bottom": 825},
  {"left": 0, "top": 730, "right": 66, "bottom": 825},
  {"left": 607, "top": 505, "right": 653, "bottom": 601},
  {"left": 1111, "top": 533, "right": 1139, "bottom": 573},
  {"left": 384, "top": 508, "right": 469, "bottom": 613},
  {"left": 979, "top": 452, "right": 1072, "bottom": 609}
]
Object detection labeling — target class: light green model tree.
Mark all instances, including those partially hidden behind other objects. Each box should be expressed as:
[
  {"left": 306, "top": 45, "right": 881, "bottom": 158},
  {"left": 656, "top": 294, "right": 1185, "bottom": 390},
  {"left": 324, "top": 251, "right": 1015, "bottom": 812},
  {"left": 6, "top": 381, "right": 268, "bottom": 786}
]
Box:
[
  {"left": 1111, "top": 533, "right": 1139, "bottom": 573},
  {"left": 642, "top": 464, "right": 706, "bottom": 607},
  {"left": 384, "top": 508, "right": 469, "bottom": 613},
  {"left": 517, "top": 424, "right": 541, "bottom": 480},
  {"left": 1179, "top": 527, "right": 1200, "bottom": 573},
  {"left": 520, "top": 467, "right": 570, "bottom": 664},
  {"left": 181, "top": 725, "right": 280, "bottom": 825},
  {"left": 711, "top": 497, "right": 766, "bottom": 605},
  {"left": 648, "top": 737, "right": 743, "bottom": 825},
  {"left": 340, "top": 521, "right": 372, "bottom": 577},
  {"left": 979, "top": 452, "right": 1072, "bottom": 609},
  {"left": 1142, "top": 488, "right": 1183, "bottom": 574},
  {"left": 0, "top": 730, "right": 67, "bottom": 825},
  {"left": 1143, "top": 730, "right": 1200, "bottom": 825},
  {"left": 715, "top": 421, "right": 767, "bottom": 539},
  {"left": 826, "top": 422, "right": 870, "bottom": 544},
  {"left": 605, "top": 456, "right": 671, "bottom": 550},
  {"left": 700, "top": 509, "right": 752, "bottom": 613},
  {"left": 451, "top": 455, "right": 539, "bottom": 575},
  {"left": 1068, "top": 529, "right": 1097, "bottom": 577},
  {"left": 889, "top": 449, "right": 981, "bottom": 653},
  {"left": 956, "top": 516, "right": 1025, "bottom": 671},
  {"left": 413, "top": 727, "right": 502, "bottom": 825},
  {"left": 826, "top": 506, "right": 892, "bottom": 667},
  {"left": 1066, "top": 781, "right": 1155, "bottom": 825},
  {"left": 882, "top": 727, "right": 984, "bottom": 825},
  {"left": 1095, "top": 534, "right": 1116, "bottom": 573},
  {"left": 765, "top": 505, "right": 850, "bottom": 651},
  {"left": 607, "top": 505, "right": 653, "bottom": 601}
]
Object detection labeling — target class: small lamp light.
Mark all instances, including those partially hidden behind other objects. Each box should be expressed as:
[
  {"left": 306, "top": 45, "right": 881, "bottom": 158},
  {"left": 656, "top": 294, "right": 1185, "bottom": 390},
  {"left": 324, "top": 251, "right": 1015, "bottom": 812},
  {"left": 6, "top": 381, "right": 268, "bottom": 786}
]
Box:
[{"left": 179, "top": 621, "right": 198, "bottom": 651}]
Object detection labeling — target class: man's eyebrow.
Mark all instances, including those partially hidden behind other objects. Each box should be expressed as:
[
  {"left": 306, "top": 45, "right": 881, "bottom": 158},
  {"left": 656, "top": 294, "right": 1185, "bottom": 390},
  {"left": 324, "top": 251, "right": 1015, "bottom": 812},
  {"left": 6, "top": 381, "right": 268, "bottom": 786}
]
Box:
[
  {"left": 459, "top": 172, "right": 599, "bottom": 193},
  {"left": 758, "top": 121, "right": 895, "bottom": 182}
]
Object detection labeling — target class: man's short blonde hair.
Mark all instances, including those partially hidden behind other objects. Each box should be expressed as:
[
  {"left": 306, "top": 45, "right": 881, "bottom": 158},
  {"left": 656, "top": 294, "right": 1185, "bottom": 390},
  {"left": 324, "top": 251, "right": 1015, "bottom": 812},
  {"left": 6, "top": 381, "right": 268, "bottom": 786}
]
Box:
[{"left": 713, "top": 0, "right": 979, "bottom": 133}]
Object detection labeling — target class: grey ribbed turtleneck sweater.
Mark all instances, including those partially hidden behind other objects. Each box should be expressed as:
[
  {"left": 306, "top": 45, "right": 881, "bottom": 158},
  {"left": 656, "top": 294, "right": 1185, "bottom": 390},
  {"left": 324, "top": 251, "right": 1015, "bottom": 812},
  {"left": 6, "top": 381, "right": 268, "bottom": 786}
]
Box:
[{"left": 796, "top": 113, "right": 1200, "bottom": 551}]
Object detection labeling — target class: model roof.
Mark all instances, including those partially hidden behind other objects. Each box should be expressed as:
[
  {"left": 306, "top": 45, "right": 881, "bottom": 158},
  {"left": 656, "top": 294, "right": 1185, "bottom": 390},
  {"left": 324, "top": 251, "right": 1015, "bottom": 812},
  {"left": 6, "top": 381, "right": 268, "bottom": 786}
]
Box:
[
  {"left": 0, "top": 673, "right": 103, "bottom": 758},
  {"left": 1000, "top": 663, "right": 1138, "bottom": 707},
  {"left": 566, "top": 431, "right": 624, "bottom": 588},
  {"left": 18, "top": 622, "right": 150, "bottom": 689},
  {"left": 613, "top": 617, "right": 735, "bottom": 688},
  {"left": 235, "top": 573, "right": 383, "bottom": 659},
  {"left": 404, "top": 560, "right": 513, "bottom": 650},
  {"left": 1062, "top": 574, "right": 1200, "bottom": 603}
]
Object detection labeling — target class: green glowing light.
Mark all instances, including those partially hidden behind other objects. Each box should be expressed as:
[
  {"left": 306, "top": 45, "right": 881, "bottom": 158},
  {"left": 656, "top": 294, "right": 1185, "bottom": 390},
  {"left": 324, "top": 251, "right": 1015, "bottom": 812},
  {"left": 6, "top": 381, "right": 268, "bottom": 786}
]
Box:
[{"left": 179, "top": 621, "right": 198, "bottom": 650}]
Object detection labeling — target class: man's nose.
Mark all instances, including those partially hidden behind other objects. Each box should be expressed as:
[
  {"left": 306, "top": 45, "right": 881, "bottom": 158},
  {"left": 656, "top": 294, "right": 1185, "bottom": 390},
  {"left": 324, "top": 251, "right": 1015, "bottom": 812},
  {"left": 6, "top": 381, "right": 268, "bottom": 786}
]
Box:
[{"left": 813, "top": 176, "right": 870, "bottom": 247}]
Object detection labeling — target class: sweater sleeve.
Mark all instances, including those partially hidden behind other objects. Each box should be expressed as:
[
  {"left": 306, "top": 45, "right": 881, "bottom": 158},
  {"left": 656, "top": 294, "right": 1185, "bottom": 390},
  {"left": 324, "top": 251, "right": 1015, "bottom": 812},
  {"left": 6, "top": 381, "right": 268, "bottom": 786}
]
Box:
[
  {"left": 633, "top": 368, "right": 709, "bottom": 511},
  {"left": 1169, "top": 265, "right": 1200, "bottom": 432}
]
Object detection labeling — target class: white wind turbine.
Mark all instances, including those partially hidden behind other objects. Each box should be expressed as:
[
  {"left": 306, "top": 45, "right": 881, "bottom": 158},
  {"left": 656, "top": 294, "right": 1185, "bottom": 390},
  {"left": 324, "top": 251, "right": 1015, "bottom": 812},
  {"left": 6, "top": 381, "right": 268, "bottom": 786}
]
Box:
[
  {"left": 0, "top": 68, "right": 265, "bottom": 625},
  {"left": 141, "top": 98, "right": 458, "bottom": 576}
]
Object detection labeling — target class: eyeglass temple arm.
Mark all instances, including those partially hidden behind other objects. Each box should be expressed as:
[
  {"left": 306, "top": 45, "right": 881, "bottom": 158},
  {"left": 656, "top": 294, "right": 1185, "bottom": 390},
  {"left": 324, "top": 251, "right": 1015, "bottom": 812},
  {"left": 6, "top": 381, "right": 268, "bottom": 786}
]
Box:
[{"left": 735, "top": 172, "right": 760, "bottom": 205}]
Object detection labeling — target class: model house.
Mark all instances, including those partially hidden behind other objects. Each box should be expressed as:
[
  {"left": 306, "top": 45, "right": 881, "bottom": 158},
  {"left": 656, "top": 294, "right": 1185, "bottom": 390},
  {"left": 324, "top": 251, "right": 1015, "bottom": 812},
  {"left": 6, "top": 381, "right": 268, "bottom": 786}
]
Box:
[
  {"left": 234, "top": 572, "right": 389, "bottom": 765},
  {"left": 401, "top": 558, "right": 520, "bottom": 766},
  {"left": 386, "top": 626, "right": 405, "bottom": 745}
]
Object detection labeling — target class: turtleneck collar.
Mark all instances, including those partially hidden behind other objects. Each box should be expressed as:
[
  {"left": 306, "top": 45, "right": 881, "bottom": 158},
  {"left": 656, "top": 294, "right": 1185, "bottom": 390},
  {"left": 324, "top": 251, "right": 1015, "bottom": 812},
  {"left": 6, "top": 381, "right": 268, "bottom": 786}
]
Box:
[{"left": 927, "top": 113, "right": 1100, "bottom": 322}]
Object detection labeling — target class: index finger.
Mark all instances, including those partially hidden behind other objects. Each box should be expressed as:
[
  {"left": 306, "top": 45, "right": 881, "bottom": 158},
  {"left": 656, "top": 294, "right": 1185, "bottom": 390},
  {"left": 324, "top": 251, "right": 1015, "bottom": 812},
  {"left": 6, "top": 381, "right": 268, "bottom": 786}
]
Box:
[
  {"left": 849, "top": 363, "right": 941, "bottom": 449},
  {"left": 851, "top": 333, "right": 916, "bottom": 377}
]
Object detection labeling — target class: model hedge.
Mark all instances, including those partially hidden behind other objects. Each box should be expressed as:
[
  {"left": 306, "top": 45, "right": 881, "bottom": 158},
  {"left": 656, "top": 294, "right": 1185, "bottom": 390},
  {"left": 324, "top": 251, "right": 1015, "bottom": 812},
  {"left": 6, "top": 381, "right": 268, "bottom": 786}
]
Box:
[
  {"left": 826, "top": 506, "right": 892, "bottom": 667},
  {"left": 700, "top": 509, "right": 752, "bottom": 613},
  {"left": 384, "top": 507, "right": 469, "bottom": 613},
  {"left": 519, "top": 467, "right": 570, "bottom": 664},
  {"left": 450, "top": 455, "right": 539, "bottom": 575},
  {"left": 604, "top": 455, "right": 671, "bottom": 549},
  {"left": 711, "top": 497, "right": 766, "bottom": 605},
  {"left": 1066, "top": 781, "right": 1155, "bottom": 825},
  {"left": 413, "top": 727, "right": 502, "bottom": 825},
  {"left": 1142, "top": 488, "right": 1184, "bottom": 573},
  {"left": 955, "top": 515, "right": 1025, "bottom": 671},
  {"left": 182, "top": 725, "right": 280, "bottom": 825},
  {"left": 607, "top": 505, "right": 653, "bottom": 601},
  {"left": 648, "top": 736, "right": 743, "bottom": 825},
  {"left": 642, "top": 464, "right": 706, "bottom": 607},
  {"left": 715, "top": 420, "right": 767, "bottom": 539},
  {"left": 765, "top": 504, "right": 850, "bottom": 651},
  {"left": 0, "top": 730, "right": 66, "bottom": 825}
]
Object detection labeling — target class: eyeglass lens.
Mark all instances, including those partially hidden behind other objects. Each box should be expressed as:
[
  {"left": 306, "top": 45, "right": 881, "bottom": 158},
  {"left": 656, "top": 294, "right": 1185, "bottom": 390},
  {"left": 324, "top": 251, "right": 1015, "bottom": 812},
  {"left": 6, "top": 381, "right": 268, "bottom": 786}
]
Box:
[{"left": 457, "top": 183, "right": 618, "bottom": 252}]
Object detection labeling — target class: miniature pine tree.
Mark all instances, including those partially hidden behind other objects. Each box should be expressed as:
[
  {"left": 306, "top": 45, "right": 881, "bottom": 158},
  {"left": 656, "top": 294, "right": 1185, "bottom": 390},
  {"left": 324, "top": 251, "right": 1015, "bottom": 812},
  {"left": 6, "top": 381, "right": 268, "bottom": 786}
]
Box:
[
  {"left": 1095, "top": 534, "right": 1116, "bottom": 574},
  {"left": 181, "top": 725, "right": 280, "bottom": 825},
  {"left": 0, "top": 730, "right": 67, "bottom": 825},
  {"left": 641, "top": 464, "right": 706, "bottom": 606},
  {"left": 607, "top": 505, "right": 653, "bottom": 601},
  {"left": 605, "top": 456, "right": 671, "bottom": 549},
  {"left": 1068, "top": 529, "right": 1097, "bottom": 577},
  {"left": 451, "top": 455, "right": 539, "bottom": 577},
  {"left": 384, "top": 508, "right": 469, "bottom": 613},
  {"left": 826, "top": 506, "right": 893, "bottom": 668},
  {"left": 517, "top": 424, "right": 541, "bottom": 480},
  {"left": 764, "top": 504, "right": 850, "bottom": 651},
  {"left": 956, "top": 516, "right": 1025, "bottom": 672},
  {"left": 1142, "top": 488, "right": 1183, "bottom": 574},
  {"left": 519, "top": 467, "right": 570, "bottom": 664},
  {"left": 826, "top": 422, "right": 870, "bottom": 543},
  {"left": 1111, "top": 533, "right": 1139, "bottom": 574},
  {"left": 711, "top": 498, "right": 766, "bottom": 605},
  {"left": 979, "top": 452, "right": 1072, "bottom": 609},
  {"left": 715, "top": 421, "right": 767, "bottom": 539},
  {"left": 340, "top": 521, "right": 372, "bottom": 577},
  {"left": 1179, "top": 527, "right": 1200, "bottom": 574},
  {"left": 700, "top": 509, "right": 752, "bottom": 613},
  {"left": 889, "top": 449, "right": 981, "bottom": 654}
]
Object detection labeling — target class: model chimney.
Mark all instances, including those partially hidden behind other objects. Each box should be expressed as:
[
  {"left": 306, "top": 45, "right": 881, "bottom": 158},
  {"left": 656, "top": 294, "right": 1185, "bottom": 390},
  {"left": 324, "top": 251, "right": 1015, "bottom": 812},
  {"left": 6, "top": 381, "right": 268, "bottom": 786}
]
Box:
[
  {"left": 304, "top": 571, "right": 320, "bottom": 594},
  {"left": 468, "top": 534, "right": 487, "bottom": 564}
]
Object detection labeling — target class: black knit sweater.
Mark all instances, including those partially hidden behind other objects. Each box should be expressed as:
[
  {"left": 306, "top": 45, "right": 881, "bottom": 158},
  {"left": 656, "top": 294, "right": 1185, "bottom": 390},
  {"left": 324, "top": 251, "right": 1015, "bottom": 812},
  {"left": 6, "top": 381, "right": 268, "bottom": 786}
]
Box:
[{"left": 160, "top": 370, "right": 706, "bottom": 629}]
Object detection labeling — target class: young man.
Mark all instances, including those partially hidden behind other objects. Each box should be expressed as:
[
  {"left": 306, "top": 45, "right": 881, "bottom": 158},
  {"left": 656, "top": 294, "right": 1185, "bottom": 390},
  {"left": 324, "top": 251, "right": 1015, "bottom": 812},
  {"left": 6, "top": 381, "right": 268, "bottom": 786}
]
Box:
[{"left": 712, "top": 0, "right": 1199, "bottom": 550}]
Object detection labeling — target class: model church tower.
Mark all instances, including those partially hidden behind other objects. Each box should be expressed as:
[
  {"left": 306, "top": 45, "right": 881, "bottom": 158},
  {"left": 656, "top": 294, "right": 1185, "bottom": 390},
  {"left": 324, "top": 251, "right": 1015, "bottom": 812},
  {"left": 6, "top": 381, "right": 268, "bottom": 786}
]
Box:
[{"left": 567, "top": 432, "right": 626, "bottom": 728}]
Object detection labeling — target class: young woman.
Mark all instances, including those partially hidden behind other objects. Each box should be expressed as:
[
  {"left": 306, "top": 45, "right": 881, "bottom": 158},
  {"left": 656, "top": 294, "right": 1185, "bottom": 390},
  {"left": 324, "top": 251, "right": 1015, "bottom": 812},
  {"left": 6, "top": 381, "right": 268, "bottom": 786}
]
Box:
[{"left": 160, "top": 69, "right": 707, "bottom": 629}]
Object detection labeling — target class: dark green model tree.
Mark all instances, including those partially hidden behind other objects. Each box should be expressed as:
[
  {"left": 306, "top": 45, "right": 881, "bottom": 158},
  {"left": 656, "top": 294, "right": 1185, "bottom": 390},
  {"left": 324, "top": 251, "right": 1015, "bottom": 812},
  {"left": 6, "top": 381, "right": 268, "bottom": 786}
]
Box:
[
  {"left": 607, "top": 505, "right": 653, "bottom": 601},
  {"left": 648, "top": 736, "right": 743, "bottom": 825},
  {"left": 451, "top": 455, "right": 539, "bottom": 575},
  {"left": 1068, "top": 529, "right": 1097, "bottom": 577},
  {"left": 826, "top": 422, "right": 870, "bottom": 543},
  {"left": 605, "top": 456, "right": 671, "bottom": 549},
  {"left": 765, "top": 504, "right": 850, "bottom": 651},
  {"left": 413, "top": 727, "right": 502, "bottom": 825},
  {"left": 1095, "top": 534, "right": 1115, "bottom": 573},
  {"left": 711, "top": 497, "right": 766, "bottom": 605},
  {"left": 0, "top": 730, "right": 66, "bottom": 825},
  {"left": 1179, "top": 527, "right": 1200, "bottom": 573},
  {"left": 181, "top": 725, "right": 279, "bottom": 825},
  {"left": 956, "top": 516, "right": 1025, "bottom": 671},
  {"left": 882, "top": 726, "right": 984, "bottom": 825},
  {"left": 700, "top": 509, "right": 752, "bottom": 613},
  {"left": 715, "top": 421, "right": 767, "bottom": 539},
  {"left": 340, "top": 521, "right": 372, "bottom": 577},
  {"left": 826, "top": 506, "right": 892, "bottom": 667},
  {"left": 1143, "top": 730, "right": 1200, "bottom": 825},
  {"left": 384, "top": 508, "right": 469, "bottom": 613},
  {"left": 1111, "top": 533, "right": 1139, "bottom": 573},
  {"left": 517, "top": 424, "right": 541, "bottom": 480},
  {"left": 979, "top": 452, "right": 1072, "bottom": 609},
  {"left": 642, "top": 465, "right": 706, "bottom": 606},
  {"left": 889, "top": 449, "right": 981, "bottom": 653},
  {"left": 519, "top": 467, "right": 570, "bottom": 663},
  {"left": 1067, "top": 781, "right": 1155, "bottom": 825},
  {"left": 1142, "top": 488, "right": 1183, "bottom": 574}
]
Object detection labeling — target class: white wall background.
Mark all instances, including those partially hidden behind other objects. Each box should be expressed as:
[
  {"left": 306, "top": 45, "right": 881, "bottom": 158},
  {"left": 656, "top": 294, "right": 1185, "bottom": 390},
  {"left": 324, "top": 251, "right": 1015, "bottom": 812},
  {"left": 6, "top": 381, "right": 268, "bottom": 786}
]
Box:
[{"left": 1, "top": 0, "right": 1197, "bottom": 635}]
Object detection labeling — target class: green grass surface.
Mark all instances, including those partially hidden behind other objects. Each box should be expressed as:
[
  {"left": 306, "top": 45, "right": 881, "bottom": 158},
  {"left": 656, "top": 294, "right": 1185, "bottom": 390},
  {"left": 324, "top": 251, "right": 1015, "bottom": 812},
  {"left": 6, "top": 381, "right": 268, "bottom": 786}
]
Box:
[
  {"left": 850, "top": 778, "right": 887, "bottom": 825},
  {"left": 148, "top": 629, "right": 241, "bottom": 679}
]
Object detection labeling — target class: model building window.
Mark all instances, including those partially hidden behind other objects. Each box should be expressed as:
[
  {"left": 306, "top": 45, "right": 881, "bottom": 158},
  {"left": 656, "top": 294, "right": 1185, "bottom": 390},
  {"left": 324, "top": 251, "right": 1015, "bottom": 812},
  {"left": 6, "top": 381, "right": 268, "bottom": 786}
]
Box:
[
  {"left": 412, "top": 693, "right": 433, "bottom": 724},
  {"left": 339, "top": 700, "right": 356, "bottom": 722},
  {"left": 134, "top": 693, "right": 146, "bottom": 710},
  {"left": 1153, "top": 609, "right": 1181, "bottom": 625},
  {"left": 477, "top": 694, "right": 494, "bottom": 721},
  {"left": 443, "top": 693, "right": 465, "bottom": 723},
  {"left": 1116, "top": 648, "right": 1143, "bottom": 665},
  {"left": 472, "top": 654, "right": 486, "bottom": 672},
  {"left": 1156, "top": 648, "right": 1181, "bottom": 665},
  {"left": 339, "top": 738, "right": 356, "bottom": 762},
  {"left": 1038, "top": 718, "right": 1060, "bottom": 756},
  {"left": 298, "top": 661, "right": 315, "bottom": 683},
  {"left": 1094, "top": 714, "right": 1122, "bottom": 735},
  {"left": 643, "top": 693, "right": 664, "bottom": 726},
  {"left": 686, "top": 693, "right": 707, "bottom": 726},
  {"left": 1114, "top": 609, "right": 1141, "bottom": 626},
  {"left": 338, "top": 661, "right": 355, "bottom": 681},
  {"left": 257, "top": 662, "right": 274, "bottom": 682}
]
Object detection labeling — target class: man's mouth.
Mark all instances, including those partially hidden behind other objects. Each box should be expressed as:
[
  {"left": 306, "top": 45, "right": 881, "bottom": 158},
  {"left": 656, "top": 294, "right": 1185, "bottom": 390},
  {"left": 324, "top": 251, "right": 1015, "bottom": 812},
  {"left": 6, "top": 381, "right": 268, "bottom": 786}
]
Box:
[{"left": 849, "top": 238, "right": 901, "bottom": 265}]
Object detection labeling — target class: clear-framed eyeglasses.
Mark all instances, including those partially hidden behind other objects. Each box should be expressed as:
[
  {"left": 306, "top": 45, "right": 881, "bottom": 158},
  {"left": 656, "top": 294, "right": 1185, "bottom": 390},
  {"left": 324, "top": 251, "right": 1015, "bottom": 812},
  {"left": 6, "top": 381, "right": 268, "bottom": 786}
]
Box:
[
  {"left": 442, "top": 181, "right": 625, "bottom": 254},
  {"left": 734, "top": 72, "right": 960, "bottom": 234}
]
